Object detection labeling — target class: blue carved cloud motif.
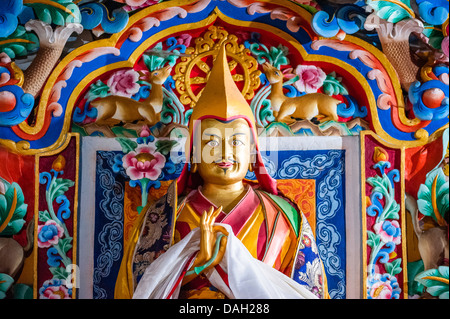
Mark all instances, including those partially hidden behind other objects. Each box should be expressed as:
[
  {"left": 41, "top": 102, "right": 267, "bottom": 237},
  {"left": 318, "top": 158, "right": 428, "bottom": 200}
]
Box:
[
  {"left": 416, "top": 0, "right": 449, "bottom": 25},
  {"left": 311, "top": 4, "right": 367, "bottom": 38},
  {"left": 0, "top": 84, "right": 34, "bottom": 127},
  {"left": 0, "top": 0, "right": 23, "bottom": 38},
  {"left": 80, "top": 2, "right": 129, "bottom": 34},
  {"left": 408, "top": 79, "right": 449, "bottom": 121}
]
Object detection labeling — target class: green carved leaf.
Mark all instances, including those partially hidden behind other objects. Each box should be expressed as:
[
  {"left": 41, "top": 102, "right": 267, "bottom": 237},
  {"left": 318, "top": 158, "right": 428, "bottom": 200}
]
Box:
[
  {"left": 422, "top": 26, "right": 444, "bottom": 50},
  {"left": 87, "top": 80, "right": 109, "bottom": 101},
  {"left": 0, "top": 273, "right": 14, "bottom": 299},
  {"left": 408, "top": 260, "right": 425, "bottom": 295},
  {"left": 155, "top": 139, "right": 179, "bottom": 156},
  {"left": 417, "top": 167, "right": 449, "bottom": 224},
  {"left": 39, "top": 210, "right": 52, "bottom": 223},
  {"left": 367, "top": 175, "right": 389, "bottom": 195},
  {"left": 0, "top": 180, "right": 28, "bottom": 236},
  {"left": 366, "top": 0, "right": 413, "bottom": 23},
  {"left": 110, "top": 126, "right": 139, "bottom": 138},
  {"left": 322, "top": 72, "right": 348, "bottom": 96},
  {"left": 50, "top": 178, "right": 75, "bottom": 201},
  {"left": 384, "top": 201, "right": 400, "bottom": 220},
  {"left": 58, "top": 237, "right": 73, "bottom": 254},
  {"left": 143, "top": 42, "right": 179, "bottom": 71},
  {"left": 386, "top": 258, "right": 403, "bottom": 276},
  {"left": 247, "top": 42, "right": 290, "bottom": 68},
  {"left": 11, "top": 283, "right": 33, "bottom": 299},
  {"left": 0, "top": 25, "right": 39, "bottom": 59},
  {"left": 115, "top": 137, "right": 138, "bottom": 154},
  {"left": 49, "top": 267, "right": 70, "bottom": 280},
  {"left": 367, "top": 230, "right": 380, "bottom": 248},
  {"left": 25, "top": 0, "right": 81, "bottom": 26},
  {"left": 415, "top": 266, "right": 449, "bottom": 299}
]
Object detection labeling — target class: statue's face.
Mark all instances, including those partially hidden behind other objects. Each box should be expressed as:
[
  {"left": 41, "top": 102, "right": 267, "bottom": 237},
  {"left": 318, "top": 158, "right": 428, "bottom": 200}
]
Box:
[{"left": 193, "top": 118, "right": 253, "bottom": 185}]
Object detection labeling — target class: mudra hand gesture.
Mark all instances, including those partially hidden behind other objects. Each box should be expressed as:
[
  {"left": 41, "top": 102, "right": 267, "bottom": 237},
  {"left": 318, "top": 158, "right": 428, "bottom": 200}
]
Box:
[{"left": 183, "top": 206, "right": 228, "bottom": 283}]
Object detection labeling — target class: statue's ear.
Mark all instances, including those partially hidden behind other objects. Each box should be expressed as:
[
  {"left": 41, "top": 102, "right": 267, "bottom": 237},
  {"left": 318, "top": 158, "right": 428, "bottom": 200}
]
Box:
[
  {"left": 191, "top": 145, "right": 197, "bottom": 163},
  {"left": 190, "top": 145, "right": 199, "bottom": 173},
  {"left": 249, "top": 141, "right": 257, "bottom": 164}
]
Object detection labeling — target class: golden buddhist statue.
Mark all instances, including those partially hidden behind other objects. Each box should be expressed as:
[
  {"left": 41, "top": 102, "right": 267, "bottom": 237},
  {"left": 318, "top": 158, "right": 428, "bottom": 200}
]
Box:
[{"left": 115, "top": 45, "right": 328, "bottom": 299}]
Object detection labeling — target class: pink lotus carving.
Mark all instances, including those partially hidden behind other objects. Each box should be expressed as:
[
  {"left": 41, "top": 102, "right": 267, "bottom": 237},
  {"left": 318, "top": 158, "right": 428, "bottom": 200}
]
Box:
[
  {"left": 107, "top": 69, "right": 141, "bottom": 97},
  {"left": 373, "top": 220, "right": 401, "bottom": 245},
  {"left": 293, "top": 64, "right": 326, "bottom": 93},
  {"left": 37, "top": 220, "right": 64, "bottom": 248},
  {"left": 122, "top": 144, "right": 166, "bottom": 180}
]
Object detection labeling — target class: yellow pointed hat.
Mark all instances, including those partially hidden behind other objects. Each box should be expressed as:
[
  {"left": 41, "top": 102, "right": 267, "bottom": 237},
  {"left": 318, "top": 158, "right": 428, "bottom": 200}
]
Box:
[
  {"left": 178, "top": 44, "right": 278, "bottom": 195},
  {"left": 188, "top": 43, "right": 257, "bottom": 136}
]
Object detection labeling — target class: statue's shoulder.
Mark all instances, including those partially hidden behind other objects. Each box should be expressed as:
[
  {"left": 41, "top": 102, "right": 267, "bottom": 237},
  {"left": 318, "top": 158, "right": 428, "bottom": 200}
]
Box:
[{"left": 254, "top": 189, "right": 301, "bottom": 238}]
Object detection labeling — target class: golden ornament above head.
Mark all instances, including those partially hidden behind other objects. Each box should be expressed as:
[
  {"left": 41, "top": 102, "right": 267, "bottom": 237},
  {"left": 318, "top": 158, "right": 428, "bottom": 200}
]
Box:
[
  {"left": 178, "top": 43, "right": 278, "bottom": 196},
  {"left": 188, "top": 43, "right": 258, "bottom": 140}
]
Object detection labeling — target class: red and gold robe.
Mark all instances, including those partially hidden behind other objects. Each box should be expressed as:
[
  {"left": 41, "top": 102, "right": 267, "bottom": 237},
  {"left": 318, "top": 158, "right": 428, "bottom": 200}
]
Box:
[{"left": 116, "top": 182, "right": 327, "bottom": 299}]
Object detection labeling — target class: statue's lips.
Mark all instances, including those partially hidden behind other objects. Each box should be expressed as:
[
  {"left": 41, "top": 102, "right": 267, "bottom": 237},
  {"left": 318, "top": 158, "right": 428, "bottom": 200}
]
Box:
[{"left": 216, "top": 162, "right": 234, "bottom": 168}]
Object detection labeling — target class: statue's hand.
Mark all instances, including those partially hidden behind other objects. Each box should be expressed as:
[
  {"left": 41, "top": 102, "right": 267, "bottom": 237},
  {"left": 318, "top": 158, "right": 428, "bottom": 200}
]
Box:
[
  {"left": 182, "top": 206, "right": 228, "bottom": 285},
  {"left": 193, "top": 206, "right": 228, "bottom": 270}
]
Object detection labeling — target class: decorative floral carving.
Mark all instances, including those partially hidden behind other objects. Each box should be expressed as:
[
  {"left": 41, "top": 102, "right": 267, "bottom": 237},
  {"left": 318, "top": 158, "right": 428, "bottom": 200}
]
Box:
[
  {"left": 368, "top": 273, "right": 400, "bottom": 299},
  {"left": 38, "top": 155, "right": 75, "bottom": 298},
  {"left": 0, "top": 178, "right": 27, "bottom": 236},
  {"left": 293, "top": 64, "right": 327, "bottom": 94},
  {"left": 38, "top": 278, "right": 71, "bottom": 299},
  {"left": 366, "top": 146, "right": 403, "bottom": 299},
  {"left": 115, "top": 127, "right": 178, "bottom": 213},
  {"left": 122, "top": 144, "right": 166, "bottom": 180},
  {"left": 37, "top": 220, "right": 64, "bottom": 248},
  {"left": 173, "top": 25, "right": 261, "bottom": 108},
  {"left": 107, "top": 69, "right": 141, "bottom": 98}
]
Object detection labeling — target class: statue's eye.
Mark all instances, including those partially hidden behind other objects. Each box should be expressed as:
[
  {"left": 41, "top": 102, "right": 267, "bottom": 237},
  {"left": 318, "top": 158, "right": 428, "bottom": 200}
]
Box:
[
  {"left": 232, "top": 139, "right": 244, "bottom": 146},
  {"left": 206, "top": 140, "right": 219, "bottom": 147}
]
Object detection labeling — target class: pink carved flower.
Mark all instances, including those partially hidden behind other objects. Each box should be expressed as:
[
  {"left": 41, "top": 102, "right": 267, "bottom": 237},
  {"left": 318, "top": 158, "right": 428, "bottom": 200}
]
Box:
[
  {"left": 107, "top": 69, "right": 141, "bottom": 97},
  {"left": 293, "top": 64, "right": 326, "bottom": 93},
  {"left": 122, "top": 144, "right": 166, "bottom": 180},
  {"left": 39, "top": 279, "right": 70, "bottom": 299},
  {"left": 175, "top": 34, "right": 192, "bottom": 48},
  {"left": 369, "top": 277, "right": 394, "bottom": 299},
  {"left": 120, "top": 0, "right": 161, "bottom": 11},
  {"left": 292, "top": 0, "right": 319, "bottom": 8},
  {"left": 442, "top": 36, "right": 449, "bottom": 58},
  {"left": 373, "top": 220, "right": 401, "bottom": 245},
  {"left": 37, "top": 220, "right": 64, "bottom": 248},
  {"left": 367, "top": 273, "right": 400, "bottom": 299},
  {"left": 0, "top": 52, "right": 11, "bottom": 64},
  {"left": 443, "top": 24, "right": 449, "bottom": 58}
]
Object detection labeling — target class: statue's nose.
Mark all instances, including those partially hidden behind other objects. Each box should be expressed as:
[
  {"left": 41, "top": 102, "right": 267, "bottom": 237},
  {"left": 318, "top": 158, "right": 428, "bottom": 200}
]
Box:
[{"left": 222, "top": 141, "right": 233, "bottom": 160}]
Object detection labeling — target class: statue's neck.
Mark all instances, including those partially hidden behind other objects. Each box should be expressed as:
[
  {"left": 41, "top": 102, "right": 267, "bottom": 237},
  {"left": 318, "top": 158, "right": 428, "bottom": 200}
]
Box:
[{"left": 201, "top": 181, "right": 247, "bottom": 213}]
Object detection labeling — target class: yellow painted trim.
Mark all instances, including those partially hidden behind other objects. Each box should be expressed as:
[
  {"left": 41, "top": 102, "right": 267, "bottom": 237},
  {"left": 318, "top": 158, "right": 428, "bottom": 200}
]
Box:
[
  {"left": 360, "top": 130, "right": 409, "bottom": 299},
  {"left": 72, "top": 133, "right": 79, "bottom": 299},
  {"left": 3, "top": 0, "right": 447, "bottom": 155},
  {"left": 32, "top": 132, "right": 79, "bottom": 299},
  {"left": 0, "top": 39, "right": 35, "bottom": 46},
  {"left": 33, "top": 153, "right": 39, "bottom": 299},
  {"left": 443, "top": 18, "right": 449, "bottom": 37},
  {"left": 370, "top": 0, "right": 415, "bottom": 17},
  {"left": 23, "top": 0, "right": 78, "bottom": 19},
  {"left": 431, "top": 174, "right": 447, "bottom": 226},
  {"left": 420, "top": 276, "right": 449, "bottom": 285},
  {"left": 360, "top": 132, "right": 368, "bottom": 298}
]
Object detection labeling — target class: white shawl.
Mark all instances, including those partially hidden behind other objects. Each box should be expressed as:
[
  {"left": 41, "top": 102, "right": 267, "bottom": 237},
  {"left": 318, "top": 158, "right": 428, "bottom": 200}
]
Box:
[{"left": 132, "top": 224, "right": 318, "bottom": 299}]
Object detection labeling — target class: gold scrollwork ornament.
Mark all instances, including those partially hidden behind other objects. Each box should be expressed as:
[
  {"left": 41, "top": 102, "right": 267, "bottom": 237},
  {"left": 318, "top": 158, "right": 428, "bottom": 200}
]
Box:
[{"left": 173, "top": 25, "right": 261, "bottom": 108}]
